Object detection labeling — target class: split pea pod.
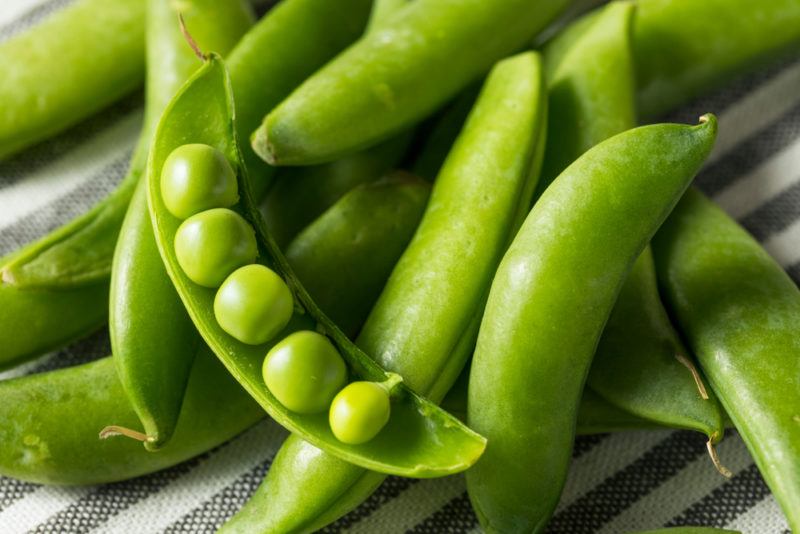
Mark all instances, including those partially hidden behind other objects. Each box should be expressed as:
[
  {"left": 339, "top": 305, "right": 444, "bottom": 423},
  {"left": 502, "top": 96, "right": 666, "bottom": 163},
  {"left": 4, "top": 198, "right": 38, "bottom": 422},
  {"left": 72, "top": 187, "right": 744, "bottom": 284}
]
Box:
[
  {"left": 653, "top": 188, "right": 800, "bottom": 531},
  {"left": 634, "top": 0, "right": 800, "bottom": 120},
  {"left": 466, "top": 117, "right": 717, "bottom": 532},
  {"left": 541, "top": 1, "right": 725, "bottom": 453},
  {"left": 0, "top": 0, "right": 372, "bottom": 369},
  {"left": 252, "top": 0, "right": 569, "bottom": 165},
  {"left": 147, "top": 55, "right": 484, "bottom": 476},
  {"left": 222, "top": 50, "right": 547, "bottom": 534},
  {"left": 108, "top": 0, "right": 254, "bottom": 450},
  {"left": 0, "top": 165, "right": 428, "bottom": 485},
  {"left": 0, "top": 0, "right": 144, "bottom": 159}
]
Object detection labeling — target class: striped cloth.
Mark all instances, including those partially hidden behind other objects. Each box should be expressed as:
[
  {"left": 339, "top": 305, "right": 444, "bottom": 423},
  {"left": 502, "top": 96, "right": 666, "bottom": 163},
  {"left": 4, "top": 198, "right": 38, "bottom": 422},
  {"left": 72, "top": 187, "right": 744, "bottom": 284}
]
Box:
[{"left": 1, "top": 1, "right": 798, "bottom": 533}]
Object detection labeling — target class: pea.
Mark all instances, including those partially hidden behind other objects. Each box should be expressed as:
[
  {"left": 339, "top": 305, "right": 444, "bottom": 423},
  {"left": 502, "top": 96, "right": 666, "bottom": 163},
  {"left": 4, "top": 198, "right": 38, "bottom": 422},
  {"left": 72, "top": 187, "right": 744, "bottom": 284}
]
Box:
[
  {"left": 161, "top": 144, "right": 239, "bottom": 219},
  {"left": 262, "top": 331, "right": 347, "bottom": 414},
  {"left": 174, "top": 208, "right": 257, "bottom": 288},
  {"left": 214, "top": 264, "right": 294, "bottom": 345},
  {"left": 329, "top": 381, "right": 390, "bottom": 445}
]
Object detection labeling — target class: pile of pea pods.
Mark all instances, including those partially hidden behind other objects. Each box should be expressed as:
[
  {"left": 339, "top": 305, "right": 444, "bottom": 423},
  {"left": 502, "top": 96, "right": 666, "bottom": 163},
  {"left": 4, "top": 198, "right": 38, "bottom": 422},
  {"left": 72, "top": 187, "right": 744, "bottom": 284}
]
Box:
[{"left": 1, "top": 0, "right": 799, "bottom": 532}]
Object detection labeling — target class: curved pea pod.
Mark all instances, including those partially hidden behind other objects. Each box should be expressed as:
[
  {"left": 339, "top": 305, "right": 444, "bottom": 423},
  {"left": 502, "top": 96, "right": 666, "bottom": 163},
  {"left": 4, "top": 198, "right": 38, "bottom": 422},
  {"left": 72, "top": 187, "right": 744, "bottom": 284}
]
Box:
[
  {"left": 634, "top": 0, "right": 800, "bottom": 120},
  {"left": 0, "top": 0, "right": 144, "bottom": 159},
  {"left": 0, "top": 153, "right": 422, "bottom": 485},
  {"left": 0, "top": 352, "right": 262, "bottom": 485},
  {"left": 287, "top": 172, "right": 430, "bottom": 338},
  {"left": 262, "top": 134, "right": 412, "bottom": 248},
  {"left": 540, "top": 1, "right": 725, "bottom": 457},
  {"left": 147, "top": 55, "right": 485, "bottom": 477},
  {"left": 652, "top": 188, "right": 800, "bottom": 531},
  {"left": 466, "top": 117, "right": 717, "bottom": 533},
  {"left": 108, "top": 0, "right": 254, "bottom": 450},
  {"left": 222, "top": 50, "right": 547, "bottom": 533},
  {"left": 252, "top": 0, "right": 569, "bottom": 165},
  {"left": 0, "top": 0, "right": 372, "bottom": 371},
  {"left": 587, "top": 250, "right": 726, "bottom": 455},
  {"left": 539, "top": 0, "right": 637, "bottom": 192}
]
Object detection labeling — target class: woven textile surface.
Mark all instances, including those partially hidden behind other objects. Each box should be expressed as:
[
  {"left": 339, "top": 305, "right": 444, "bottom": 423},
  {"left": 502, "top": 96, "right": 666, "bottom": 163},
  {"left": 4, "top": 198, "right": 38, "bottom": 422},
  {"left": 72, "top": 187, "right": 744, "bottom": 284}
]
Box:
[{"left": 1, "top": 1, "right": 799, "bottom": 533}]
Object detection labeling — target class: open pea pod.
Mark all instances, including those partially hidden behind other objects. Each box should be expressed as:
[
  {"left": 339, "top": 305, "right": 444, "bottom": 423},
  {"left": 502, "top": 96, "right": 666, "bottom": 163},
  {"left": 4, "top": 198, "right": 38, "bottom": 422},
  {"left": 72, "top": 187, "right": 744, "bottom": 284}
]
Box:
[{"left": 147, "top": 54, "right": 486, "bottom": 478}]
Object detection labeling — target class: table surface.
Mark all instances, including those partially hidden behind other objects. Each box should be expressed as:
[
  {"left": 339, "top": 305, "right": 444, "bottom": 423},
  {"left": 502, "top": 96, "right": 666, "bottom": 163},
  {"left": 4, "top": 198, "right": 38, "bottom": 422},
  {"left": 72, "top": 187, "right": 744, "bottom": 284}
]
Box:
[{"left": 0, "top": 1, "right": 798, "bottom": 532}]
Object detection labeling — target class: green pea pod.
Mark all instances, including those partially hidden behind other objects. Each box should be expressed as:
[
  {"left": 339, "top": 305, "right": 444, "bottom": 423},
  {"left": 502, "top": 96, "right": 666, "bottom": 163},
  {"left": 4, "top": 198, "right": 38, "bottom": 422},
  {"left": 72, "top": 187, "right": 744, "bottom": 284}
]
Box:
[
  {"left": 652, "top": 188, "right": 800, "bottom": 531},
  {"left": 0, "top": 0, "right": 144, "bottom": 159},
  {"left": 540, "top": 0, "right": 725, "bottom": 462},
  {"left": 0, "top": 0, "right": 372, "bottom": 369},
  {"left": 440, "top": 366, "right": 660, "bottom": 434},
  {"left": 466, "top": 117, "right": 717, "bottom": 533},
  {"left": 108, "top": 0, "right": 254, "bottom": 450},
  {"left": 587, "top": 250, "right": 726, "bottom": 450},
  {"left": 367, "top": 0, "right": 411, "bottom": 30},
  {"left": 252, "top": 0, "right": 570, "bottom": 165},
  {"left": 0, "top": 168, "right": 422, "bottom": 485},
  {"left": 634, "top": 0, "right": 800, "bottom": 120},
  {"left": 262, "top": 134, "right": 412, "bottom": 248},
  {"left": 147, "top": 55, "right": 484, "bottom": 477},
  {"left": 222, "top": 50, "right": 547, "bottom": 534},
  {"left": 286, "top": 172, "right": 430, "bottom": 338}
]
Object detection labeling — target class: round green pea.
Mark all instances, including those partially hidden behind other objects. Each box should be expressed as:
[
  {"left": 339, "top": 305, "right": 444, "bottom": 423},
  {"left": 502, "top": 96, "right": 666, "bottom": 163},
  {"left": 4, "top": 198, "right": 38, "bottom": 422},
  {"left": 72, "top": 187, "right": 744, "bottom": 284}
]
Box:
[
  {"left": 329, "top": 381, "right": 391, "bottom": 444},
  {"left": 161, "top": 143, "right": 239, "bottom": 219},
  {"left": 214, "top": 264, "right": 294, "bottom": 345},
  {"left": 174, "top": 208, "right": 257, "bottom": 288},
  {"left": 262, "top": 331, "right": 347, "bottom": 414}
]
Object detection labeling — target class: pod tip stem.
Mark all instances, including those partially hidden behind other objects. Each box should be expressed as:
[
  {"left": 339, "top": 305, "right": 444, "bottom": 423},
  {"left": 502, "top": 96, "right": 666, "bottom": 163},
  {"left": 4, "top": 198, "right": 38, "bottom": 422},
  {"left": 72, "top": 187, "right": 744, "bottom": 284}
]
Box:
[
  {"left": 0, "top": 267, "right": 14, "bottom": 285},
  {"left": 178, "top": 14, "right": 207, "bottom": 61},
  {"left": 706, "top": 438, "right": 732, "bottom": 478},
  {"left": 674, "top": 353, "right": 709, "bottom": 400},
  {"left": 99, "top": 425, "right": 156, "bottom": 443},
  {"left": 251, "top": 125, "right": 278, "bottom": 165}
]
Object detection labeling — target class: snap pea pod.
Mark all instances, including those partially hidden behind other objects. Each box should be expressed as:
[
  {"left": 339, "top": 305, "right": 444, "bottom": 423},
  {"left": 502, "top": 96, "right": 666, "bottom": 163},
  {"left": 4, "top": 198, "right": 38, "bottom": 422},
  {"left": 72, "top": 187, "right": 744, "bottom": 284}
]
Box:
[
  {"left": 261, "top": 134, "right": 412, "bottom": 248},
  {"left": 108, "top": 0, "right": 254, "bottom": 450},
  {"left": 148, "top": 55, "right": 485, "bottom": 477},
  {"left": 0, "top": 171, "right": 423, "bottom": 485},
  {"left": 440, "top": 366, "right": 660, "bottom": 434},
  {"left": 222, "top": 50, "right": 547, "bottom": 534},
  {"left": 286, "top": 172, "right": 430, "bottom": 338},
  {"left": 634, "top": 0, "right": 800, "bottom": 120},
  {"left": 252, "top": 0, "right": 570, "bottom": 165},
  {"left": 0, "top": 0, "right": 144, "bottom": 159},
  {"left": 652, "top": 188, "right": 800, "bottom": 531},
  {"left": 0, "top": 0, "right": 372, "bottom": 369},
  {"left": 466, "top": 117, "right": 717, "bottom": 533},
  {"left": 540, "top": 1, "right": 725, "bottom": 454}
]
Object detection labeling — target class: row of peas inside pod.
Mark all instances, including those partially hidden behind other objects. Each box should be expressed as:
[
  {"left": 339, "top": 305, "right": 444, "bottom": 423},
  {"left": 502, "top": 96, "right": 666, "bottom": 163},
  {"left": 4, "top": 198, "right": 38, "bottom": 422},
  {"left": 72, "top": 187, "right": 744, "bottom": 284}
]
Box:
[{"left": 161, "top": 143, "right": 394, "bottom": 444}]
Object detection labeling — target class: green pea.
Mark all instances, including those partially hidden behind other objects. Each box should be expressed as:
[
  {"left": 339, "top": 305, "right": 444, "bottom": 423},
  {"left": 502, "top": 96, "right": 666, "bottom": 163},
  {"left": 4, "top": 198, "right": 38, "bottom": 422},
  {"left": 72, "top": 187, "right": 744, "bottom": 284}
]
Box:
[
  {"left": 329, "top": 381, "right": 391, "bottom": 445},
  {"left": 263, "top": 331, "right": 347, "bottom": 414},
  {"left": 161, "top": 144, "right": 239, "bottom": 219},
  {"left": 214, "top": 264, "right": 293, "bottom": 345},
  {"left": 174, "top": 208, "right": 257, "bottom": 288}
]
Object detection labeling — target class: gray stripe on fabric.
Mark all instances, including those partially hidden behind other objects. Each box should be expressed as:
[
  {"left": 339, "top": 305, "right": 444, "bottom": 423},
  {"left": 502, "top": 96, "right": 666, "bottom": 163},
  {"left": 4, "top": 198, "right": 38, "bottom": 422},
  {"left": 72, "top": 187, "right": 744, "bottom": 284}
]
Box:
[
  {"left": 0, "top": 477, "right": 38, "bottom": 513},
  {"left": 662, "top": 57, "right": 800, "bottom": 125},
  {"left": 0, "top": 150, "right": 131, "bottom": 256},
  {"left": 572, "top": 434, "right": 609, "bottom": 459},
  {"left": 693, "top": 99, "right": 800, "bottom": 197},
  {"left": 739, "top": 178, "right": 800, "bottom": 241},
  {"left": 406, "top": 491, "right": 477, "bottom": 534},
  {"left": 545, "top": 431, "right": 710, "bottom": 533},
  {"left": 0, "top": 96, "right": 141, "bottom": 192},
  {"left": 27, "top": 329, "right": 110, "bottom": 375},
  {"left": 0, "top": 0, "right": 74, "bottom": 42},
  {"left": 665, "top": 463, "right": 771, "bottom": 529},
  {"left": 787, "top": 262, "right": 800, "bottom": 285},
  {"left": 30, "top": 454, "right": 213, "bottom": 533},
  {"left": 163, "top": 458, "right": 272, "bottom": 533},
  {"left": 321, "top": 477, "right": 420, "bottom": 533}
]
